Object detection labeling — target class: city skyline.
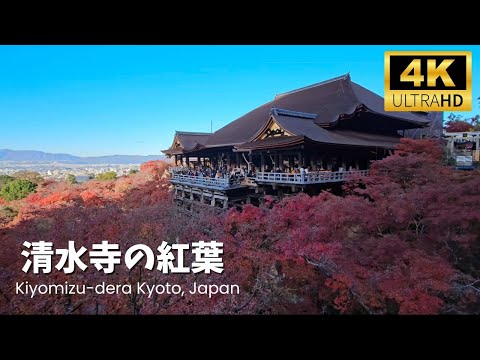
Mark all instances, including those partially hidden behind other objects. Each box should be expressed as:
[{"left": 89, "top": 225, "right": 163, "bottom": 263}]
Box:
[{"left": 1, "top": 45, "right": 479, "bottom": 156}]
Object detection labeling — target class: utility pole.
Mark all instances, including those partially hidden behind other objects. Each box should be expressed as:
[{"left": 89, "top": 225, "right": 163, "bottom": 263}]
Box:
[{"left": 211, "top": 119, "right": 213, "bottom": 134}]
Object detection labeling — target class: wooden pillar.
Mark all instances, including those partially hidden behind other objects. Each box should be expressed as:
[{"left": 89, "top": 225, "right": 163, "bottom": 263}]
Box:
[
  {"left": 298, "top": 151, "right": 303, "bottom": 167},
  {"left": 223, "top": 197, "right": 228, "bottom": 209},
  {"left": 355, "top": 159, "right": 360, "bottom": 170},
  {"left": 279, "top": 153, "right": 284, "bottom": 171},
  {"left": 211, "top": 192, "right": 216, "bottom": 206},
  {"left": 342, "top": 157, "right": 346, "bottom": 171},
  {"left": 236, "top": 153, "right": 240, "bottom": 168},
  {"left": 260, "top": 153, "right": 265, "bottom": 172},
  {"left": 288, "top": 156, "right": 293, "bottom": 169},
  {"left": 248, "top": 153, "right": 253, "bottom": 172},
  {"left": 186, "top": 156, "right": 190, "bottom": 168},
  {"left": 476, "top": 138, "right": 480, "bottom": 161},
  {"left": 200, "top": 192, "right": 204, "bottom": 204}
]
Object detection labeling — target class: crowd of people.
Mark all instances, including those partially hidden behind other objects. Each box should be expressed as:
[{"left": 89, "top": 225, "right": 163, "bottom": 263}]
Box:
[
  {"left": 264, "top": 165, "right": 313, "bottom": 174},
  {"left": 171, "top": 163, "right": 347, "bottom": 184},
  {"left": 172, "top": 165, "right": 256, "bottom": 183},
  {"left": 172, "top": 164, "right": 334, "bottom": 177}
]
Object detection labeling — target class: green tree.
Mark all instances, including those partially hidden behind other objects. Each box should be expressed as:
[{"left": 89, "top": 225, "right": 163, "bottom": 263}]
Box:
[
  {"left": 0, "top": 175, "right": 14, "bottom": 188},
  {"left": 95, "top": 171, "right": 117, "bottom": 181},
  {"left": 0, "top": 179, "right": 37, "bottom": 201},
  {"left": 0, "top": 206, "right": 18, "bottom": 224},
  {"left": 12, "top": 170, "right": 44, "bottom": 184},
  {"left": 66, "top": 174, "right": 77, "bottom": 184},
  {"left": 129, "top": 169, "right": 139, "bottom": 175}
]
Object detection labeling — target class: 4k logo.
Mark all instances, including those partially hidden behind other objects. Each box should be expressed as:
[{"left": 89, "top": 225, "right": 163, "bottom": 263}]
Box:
[{"left": 384, "top": 51, "right": 472, "bottom": 111}]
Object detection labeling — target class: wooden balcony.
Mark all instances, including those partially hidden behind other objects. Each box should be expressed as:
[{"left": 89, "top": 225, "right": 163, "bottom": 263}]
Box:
[
  {"left": 255, "top": 170, "right": 368, "bottom": 185},
  {"left": 170, "top": 169, "right": 369, "bottom": 190}
]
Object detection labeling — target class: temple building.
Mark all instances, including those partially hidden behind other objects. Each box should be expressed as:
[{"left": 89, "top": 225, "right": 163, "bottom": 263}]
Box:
[{"left": 163, "top": 74, "right": 438, "bottom": 208}]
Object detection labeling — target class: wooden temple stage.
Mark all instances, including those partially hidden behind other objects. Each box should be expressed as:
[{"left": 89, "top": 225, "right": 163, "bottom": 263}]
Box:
[{"left": 162, "top": 74, "right": 440, "bottom": 208}]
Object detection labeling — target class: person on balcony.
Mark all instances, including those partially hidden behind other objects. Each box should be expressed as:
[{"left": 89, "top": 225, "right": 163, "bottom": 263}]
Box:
[{"left": 300, "top": 166, "right": 306, "bottom": 182}]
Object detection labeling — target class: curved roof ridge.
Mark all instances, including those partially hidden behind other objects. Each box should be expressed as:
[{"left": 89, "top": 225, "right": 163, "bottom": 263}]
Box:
[
  {"left": 176, "top": 131, "right": 211, "bottom": 136},
  {"left": 274, "top": 73, "right": 350, "bottom": 100},
  {"left": 271, "top": 107, "right": 317, "bottom": 119}
]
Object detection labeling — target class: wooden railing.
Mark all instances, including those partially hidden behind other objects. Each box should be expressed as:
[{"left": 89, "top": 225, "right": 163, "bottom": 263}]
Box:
[
  {"left": 171, "top": 173, "right": 231, "bottom": 189},
  {"left": 171, "top": 169, "right": 369, "bottom": 188},
  {"left": 256, "top": 170, "right": 369, "bottom": 184}
]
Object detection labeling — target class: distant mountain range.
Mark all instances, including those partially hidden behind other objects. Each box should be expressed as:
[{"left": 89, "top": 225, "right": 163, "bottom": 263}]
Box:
[{"left": 0, "top": 149, "right": 166, "bottom": 164}]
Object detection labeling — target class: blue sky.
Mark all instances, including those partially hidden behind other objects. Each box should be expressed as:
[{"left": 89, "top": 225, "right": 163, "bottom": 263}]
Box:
[{"left": 0, "top": 45, "right": 478, "bottom": 156}]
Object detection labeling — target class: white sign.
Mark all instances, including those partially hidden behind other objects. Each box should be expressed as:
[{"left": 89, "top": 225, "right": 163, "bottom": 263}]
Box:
[{"left": 456, "top": 156, "right": 473, "bottom": 166}]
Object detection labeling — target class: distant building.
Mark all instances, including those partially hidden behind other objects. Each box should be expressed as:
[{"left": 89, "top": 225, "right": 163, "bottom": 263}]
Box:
[{"left": 444, "top": 131, "right": 480, "bottom": 168}]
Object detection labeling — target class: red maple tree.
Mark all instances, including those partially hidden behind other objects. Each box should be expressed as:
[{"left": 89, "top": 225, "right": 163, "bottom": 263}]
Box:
[{"left": 1, "top": 146, "right": 479, "bottom": 314}]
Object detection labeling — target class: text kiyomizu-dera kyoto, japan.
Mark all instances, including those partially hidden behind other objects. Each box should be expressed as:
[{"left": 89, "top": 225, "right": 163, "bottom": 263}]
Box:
[{"left": 163, "top": 74, "right": 442, "bottom": 208}]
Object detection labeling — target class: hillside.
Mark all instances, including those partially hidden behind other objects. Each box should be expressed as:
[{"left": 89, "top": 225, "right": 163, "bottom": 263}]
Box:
[{"left": 0, "top": 149, "right": 166, "bottom": 164}]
